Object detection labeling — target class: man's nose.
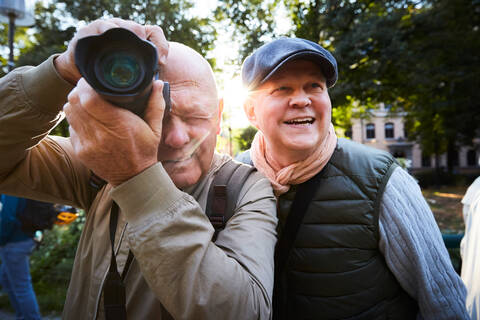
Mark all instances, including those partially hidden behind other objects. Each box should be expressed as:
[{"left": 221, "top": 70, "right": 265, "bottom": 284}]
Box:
[
  {"left": 289, "top": 90, "right": 311, "bottom": 108},
  {"left": 163, "top": 117, "right": 190, "bottom": 148}
]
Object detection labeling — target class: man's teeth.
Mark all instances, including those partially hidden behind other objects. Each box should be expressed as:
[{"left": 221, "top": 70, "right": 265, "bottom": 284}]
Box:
[{"left": 284, "top": 118, "right": 315, "bottom": 124}]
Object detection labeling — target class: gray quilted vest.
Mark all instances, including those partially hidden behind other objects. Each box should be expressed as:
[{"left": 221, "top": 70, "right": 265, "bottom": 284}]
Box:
[{"left": 274, "top": 138, "right": 418, "bottom": 319}]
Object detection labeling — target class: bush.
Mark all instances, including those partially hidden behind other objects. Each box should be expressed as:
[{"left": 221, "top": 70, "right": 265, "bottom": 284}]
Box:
[
  {"left": 234, "top": 126, "right": 257, "bottom": 152},
  {"left": 29, "top": 211, "right": 85, "bottom": 314},
  {"left": 413, "top": 170, "right": 478, "bottom": 188}
]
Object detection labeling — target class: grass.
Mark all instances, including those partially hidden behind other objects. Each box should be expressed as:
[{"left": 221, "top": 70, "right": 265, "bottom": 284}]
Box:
[
  {"left": 422, "top": 185, "right": 467, "bottom": 274},
  {"left": 422, "top": 185, "right": 466, "bottom": 234}
]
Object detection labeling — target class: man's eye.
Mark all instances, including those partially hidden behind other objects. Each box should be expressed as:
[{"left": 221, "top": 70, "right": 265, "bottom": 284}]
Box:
[
  {"left": 184, "top": 116, "right": 210, "bottom": 124},
  {"left": 311, "top": 82, "right": 322, "bottom": 89},
  {"left": 272, "top": 86, "right": 288, "bottom": 94}
]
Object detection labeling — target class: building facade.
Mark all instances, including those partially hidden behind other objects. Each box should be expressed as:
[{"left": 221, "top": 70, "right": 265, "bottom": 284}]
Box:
[{"left": 349, "top": 105, "right": 480, "bottom": 171}]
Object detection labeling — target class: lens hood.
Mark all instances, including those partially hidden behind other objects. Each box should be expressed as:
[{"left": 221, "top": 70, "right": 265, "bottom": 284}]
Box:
[{"left": 75, "top": 28, "right": 163, "bottom": 116}]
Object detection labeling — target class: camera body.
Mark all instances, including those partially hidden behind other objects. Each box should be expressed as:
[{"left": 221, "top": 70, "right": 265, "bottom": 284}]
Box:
[{"left": 75, "top": 27, "right": 170, "bottom": 117}]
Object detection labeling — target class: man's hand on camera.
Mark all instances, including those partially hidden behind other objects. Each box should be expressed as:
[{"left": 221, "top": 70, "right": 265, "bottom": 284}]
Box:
[
  {"left": 54, "top": 18, "right": 169, "bottom": 85},
  {"left": 63, "top": 78, "right": 166, "bottom": 186}
]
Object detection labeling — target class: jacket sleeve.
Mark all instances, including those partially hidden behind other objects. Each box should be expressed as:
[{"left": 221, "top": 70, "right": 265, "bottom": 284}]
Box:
[
  {"left": 0, "top": 56, "right": 95, "bottom": 210},
  {"left": 111, "top": 163, "right": 278, "bottom": 320},
  {"left": 378, "top": 167, "right": 470, "bottom": 320}
]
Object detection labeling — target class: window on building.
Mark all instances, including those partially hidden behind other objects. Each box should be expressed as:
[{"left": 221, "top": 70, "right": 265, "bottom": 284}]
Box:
[
  {"left": 366, "top": 123, "right": 375, "bottom": 139},
  {"left": 345, "top": 126, "right": 352, "bottom": 139},
  {"left": 385, "top": 122, "right": 394, "bottom": 139},
  {"left": 452, "top": 150, "right": 459, "bottom": 167},
  {"left": 422, "top": 153, "right": 431, "bottom": 167},
  {"left": 467, "top": 149, "right": 477, "bottom": 166}
]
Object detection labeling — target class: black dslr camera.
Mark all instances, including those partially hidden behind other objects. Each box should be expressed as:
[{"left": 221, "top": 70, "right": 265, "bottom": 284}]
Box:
[{"left": 74, "top": 27, "right": 170, "bottom": 117}]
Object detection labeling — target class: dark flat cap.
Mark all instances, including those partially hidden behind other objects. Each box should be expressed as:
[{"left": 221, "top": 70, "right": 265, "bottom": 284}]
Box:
[{"left": 241, "top": 37, "right": 338, "bottom": 90}]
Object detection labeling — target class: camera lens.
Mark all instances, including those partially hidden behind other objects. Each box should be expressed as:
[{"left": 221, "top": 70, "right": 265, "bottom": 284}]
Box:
[
  {"left": 102, "top": 52, "right": 140, "bottom": 88},
  {"left": 75, "top": 28, "right": 169, "bottom": 116}
]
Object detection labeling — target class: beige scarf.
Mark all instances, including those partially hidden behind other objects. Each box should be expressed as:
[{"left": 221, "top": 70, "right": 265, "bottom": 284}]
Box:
[{"left": 251, "top": 123, "right": 337, "bottom": 196}]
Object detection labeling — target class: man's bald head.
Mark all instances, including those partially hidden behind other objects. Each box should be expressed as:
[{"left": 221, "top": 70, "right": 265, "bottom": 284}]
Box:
[{"left": 161, "top": 42, "right": 218, "bottom": 104}]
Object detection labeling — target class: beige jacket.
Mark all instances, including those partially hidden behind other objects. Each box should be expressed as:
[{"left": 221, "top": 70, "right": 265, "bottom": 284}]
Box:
[{"left": 0, "top": 56, "right": 278, "bottom": 320}]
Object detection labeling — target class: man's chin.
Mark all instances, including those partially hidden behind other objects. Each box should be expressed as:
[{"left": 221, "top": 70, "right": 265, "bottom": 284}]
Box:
[{"left": 169, "top": 170, "right": 202, "bottom": 190}]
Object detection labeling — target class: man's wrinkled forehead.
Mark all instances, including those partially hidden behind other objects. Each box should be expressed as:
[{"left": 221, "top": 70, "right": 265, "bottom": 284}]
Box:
[
  {"left": 168, "top": 79, "right": 218, "bottom": 117},
  {"left": 169, "top": 79, "right": 201, "bottom": 91}
]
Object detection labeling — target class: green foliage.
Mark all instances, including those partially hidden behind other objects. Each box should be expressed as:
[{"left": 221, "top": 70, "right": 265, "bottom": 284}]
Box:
[
  {"left": 234, "top": 125, "right": 257, "bottom": 151},
  {"left": 15, "top": 2, "right": 76, "bottom": 69},
  {"left": 29, "top": 211, "right": 85, "bottom": 313},
  {"left": 50, "top": 118, "right": 70, "bottom": 138},
  {"left": 214, "top": 0, "right": 280, "bottom": 63},
  {"left": 395, "top": 157, "right": 412, "bottom": 170},
  {"left": 0, "top": 23, "right": 32, "bottom": 76},
  {"left": 413, "top": 170, "right": 477, "bottom": 188},
  {"left": 0, "top": 0, "right": 217, "bottom": 72},
  {"left": 401, "top": 0, "right": 480, "bottom": 170},
  {"left": 57, "top": 0, "right": 217, "bottom": 62},
  {"left": 284, "top": 0, "right": 480, "bottom": 172}
]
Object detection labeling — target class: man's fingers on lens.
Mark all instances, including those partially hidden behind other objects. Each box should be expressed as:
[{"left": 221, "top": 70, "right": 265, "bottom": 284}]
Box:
[
  {"left": 75, "top": 19, "right": 119, "bottom": 41},
  {"left": 144, "top": 80, "right": 166, "bottom": 139},
  {"left": 67, "top": 125, "right": 84, "bottom": 158},
  {"left": 145, "top": 25, "right": 169, "bottom": 65},
  {"left": 73, "top": 78, "right": 119, "bottom": 120},
  {"left": 109, "top": 18, "right": 147, "bottom": 39}
]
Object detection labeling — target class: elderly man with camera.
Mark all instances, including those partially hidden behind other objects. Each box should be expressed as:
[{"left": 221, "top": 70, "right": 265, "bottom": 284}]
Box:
[{"left": 0, "top": 18, "right": 277, "bottom": 320}]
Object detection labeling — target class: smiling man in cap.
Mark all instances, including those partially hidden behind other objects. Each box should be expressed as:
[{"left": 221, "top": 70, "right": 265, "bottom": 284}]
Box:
[{"left": 237, "top": 37, "right": 469, "bottom": 319}]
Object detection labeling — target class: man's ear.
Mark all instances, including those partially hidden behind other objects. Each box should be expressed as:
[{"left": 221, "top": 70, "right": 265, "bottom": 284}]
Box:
[
  {"left": 216, "top": 98, "right": 224, "bottom": 135},
  {"left": 243, "top": 96, "right": 258, "bottom": 128}
]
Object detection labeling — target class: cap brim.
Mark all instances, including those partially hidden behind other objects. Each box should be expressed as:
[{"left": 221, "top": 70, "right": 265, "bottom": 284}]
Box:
[{"left": 259, "top": 51, "right": 337, "bottom": 88}]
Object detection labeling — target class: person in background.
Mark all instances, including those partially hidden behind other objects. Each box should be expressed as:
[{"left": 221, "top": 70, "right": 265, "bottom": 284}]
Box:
[
  {"left": 237, "top": 37, "right": 469, "bottom": 319},
  {"left": 461, "top": 175, "right": 480, "bottom": 319},
  {"left": 0, "top": 194, "right": 42, "bottom": 320}
]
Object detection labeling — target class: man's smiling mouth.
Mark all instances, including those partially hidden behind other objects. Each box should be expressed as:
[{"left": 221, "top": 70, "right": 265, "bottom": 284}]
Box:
[
  {"left": 284, "top": 117, "right": 315, "bottom": 125},
  {"left": 163, "top": 153, "right": 194, "bottom": 164}
]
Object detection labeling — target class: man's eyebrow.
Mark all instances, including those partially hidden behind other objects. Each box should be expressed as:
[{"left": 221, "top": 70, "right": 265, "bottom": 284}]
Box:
[{"left": 251, "top": 87, "right": 271, "bottom": 95}]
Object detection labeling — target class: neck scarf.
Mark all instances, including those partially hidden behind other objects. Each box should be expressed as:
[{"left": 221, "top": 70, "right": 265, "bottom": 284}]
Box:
[{"left": 251, "top": 123, "right": 337, "bottom": 196}]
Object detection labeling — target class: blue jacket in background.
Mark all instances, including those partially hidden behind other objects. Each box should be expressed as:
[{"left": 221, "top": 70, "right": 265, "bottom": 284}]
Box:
[{"left": 0, "top": 195, "right": 32, "bottom": 245}]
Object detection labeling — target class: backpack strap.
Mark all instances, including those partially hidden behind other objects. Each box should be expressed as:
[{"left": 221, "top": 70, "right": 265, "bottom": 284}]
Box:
[{"left": 206, "top": 160, "right": 256, "bottom": 241}]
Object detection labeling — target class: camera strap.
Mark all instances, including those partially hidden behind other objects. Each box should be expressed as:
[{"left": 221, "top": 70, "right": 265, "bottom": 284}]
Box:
[
  {"left": 104, "top": 201, "right": 134, "bottom": 320},
  {"left": 272, "top": 170, "right": 324, "bottom": 319}
]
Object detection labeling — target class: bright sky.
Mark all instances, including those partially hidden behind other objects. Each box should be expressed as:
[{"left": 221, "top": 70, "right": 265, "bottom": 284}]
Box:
[
  {"left": 193, "top": 1, "right": 292, "bottom": 130},
  {"left": 193, "top": 0, "right": 249, "bottom": 130}
]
